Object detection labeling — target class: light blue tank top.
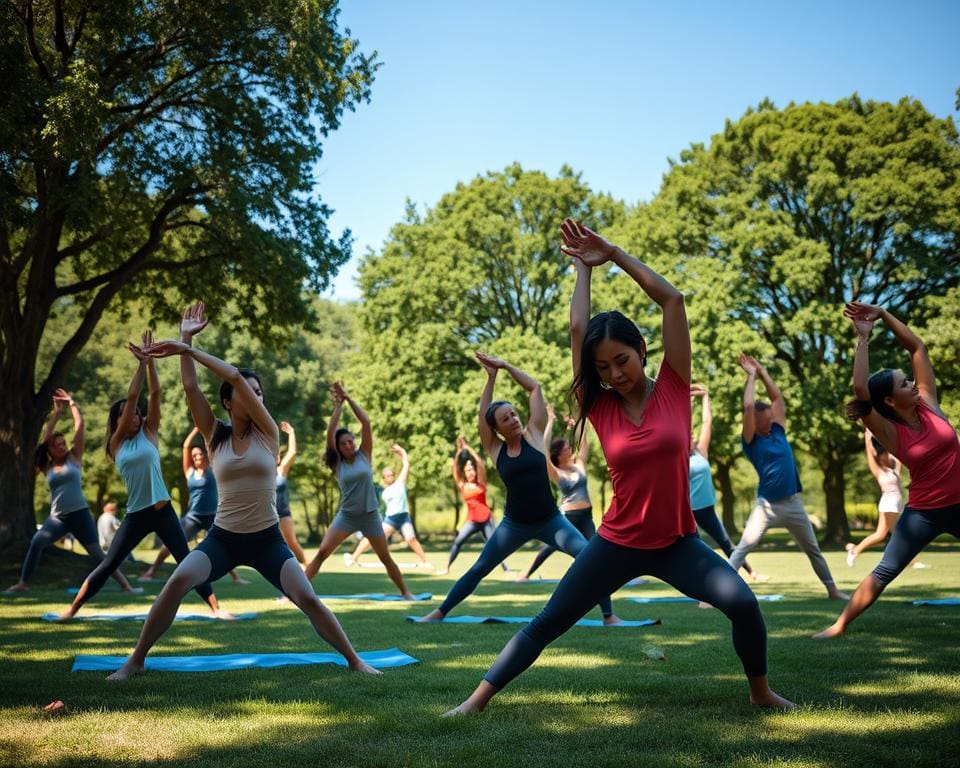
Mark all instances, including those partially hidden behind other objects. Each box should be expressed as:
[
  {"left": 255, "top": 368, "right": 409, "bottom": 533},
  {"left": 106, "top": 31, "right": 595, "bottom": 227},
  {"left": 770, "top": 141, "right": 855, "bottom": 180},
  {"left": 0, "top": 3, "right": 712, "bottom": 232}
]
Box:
[
  {"left": 116, "top": 430, "right": 169, "bottom": 513},
  {"left": 689, "top": 451, "right": 716, "bottom": 509},
  {"left": 187, "top": 467, "right": 218, "bottom": 517},
  {"left": 46, "top": 459, "right": 88, "bottom": 516},
  {"left": 336, "top": 453, "right": 379, "bottom": 514},
  {"left": 381, "top": 480, "right": 408, "bottom": 517}
]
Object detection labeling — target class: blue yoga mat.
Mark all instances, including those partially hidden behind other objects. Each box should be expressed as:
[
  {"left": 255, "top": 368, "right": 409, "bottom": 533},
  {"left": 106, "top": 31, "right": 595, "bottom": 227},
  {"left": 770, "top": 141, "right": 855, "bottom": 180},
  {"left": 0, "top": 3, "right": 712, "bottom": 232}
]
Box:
[
  {"left": 72, "top": 648, "right": 418, "bottom": 673},
  {"left": 912, "top": 598, "right": 960, "bottom": 606},
  {"left": 405, "top": 615, "right": 660, "bottom": 627},
  {"left": 628, "top": 595, "right": 784, "bottom": 604},
  {"left": 513, "top": 579, "right": 561, "bottom": 584},
  {"left": 315, "top": 592, "right": 432, "bottom": 602},
  {"left": 42, "top": 612, "right": 256, "bottom": 622}
]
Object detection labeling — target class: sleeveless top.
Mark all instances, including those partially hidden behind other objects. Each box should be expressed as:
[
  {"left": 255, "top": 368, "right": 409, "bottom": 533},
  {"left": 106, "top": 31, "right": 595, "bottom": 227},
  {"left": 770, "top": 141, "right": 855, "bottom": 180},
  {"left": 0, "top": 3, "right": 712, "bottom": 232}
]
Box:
[
  {"left": 336, "top": 452, "right": 379, "bottom": 514},
  {"left": 210, "top": 422, "right": 278, "bottom": 533},
  {"left": 877, "top": 465, "right": 900, "bottom": 496},
  {"left": 116, "top": 430, "right": 169, "bottom": 513},
  {"left": 276, "top": 472, "right": 290, "bottom": 516},
  {"left": 556, "top": 467, "right": 591, "bottom": 508},
  {"left": 461, "top": 483, "right": 492, "bottom": 523},
  {"left": 186, "top": 467, "right": 218, "bottom": 517},
  {"left": 893, "top": 402, "right": 960, "bottom": 509},
  {"left": 495, "top": 436, "right": 558, "bottom": 524},
  {"left": 46, "top": 459, "right": 88, "bottom": 516},
  {"left": 688, "top": 451, "right": 717, "bottom": 509}
]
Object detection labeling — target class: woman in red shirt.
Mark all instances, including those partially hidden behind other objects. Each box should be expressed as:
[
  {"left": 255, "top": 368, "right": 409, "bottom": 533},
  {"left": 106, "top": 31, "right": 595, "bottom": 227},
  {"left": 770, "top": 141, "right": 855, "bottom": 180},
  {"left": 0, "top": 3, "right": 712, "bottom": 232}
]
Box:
[
  {"left": 445, "top": 220, "right": 793, "bottom": 714},
  {"left": 814, "top": 302, "right": 960, "bottom": 639}
]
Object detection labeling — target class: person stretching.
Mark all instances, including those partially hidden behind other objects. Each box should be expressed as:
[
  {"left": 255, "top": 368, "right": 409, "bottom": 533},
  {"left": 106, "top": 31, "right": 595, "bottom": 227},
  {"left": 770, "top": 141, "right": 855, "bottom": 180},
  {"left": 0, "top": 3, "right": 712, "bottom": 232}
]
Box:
[
  {"left": 814, "top": 302, "right": 959, "bottom": 639},
  {"left": 444, "top": 219, "right": 792, "bottom": 714},
  {"left": 107, "top": 302, "right": 378, "bottom": 679},
  {"left": 275, "top": 421, "right": 307, "bottom": 563},
  {"left": 303, "top": 382, "right": 415, "bottom": 599},
  {"left": 418, "top": 352, "right": 621, "bottom": 625},
  {"left": 727, "top": 354, "right": 847, "bottom": 601}
]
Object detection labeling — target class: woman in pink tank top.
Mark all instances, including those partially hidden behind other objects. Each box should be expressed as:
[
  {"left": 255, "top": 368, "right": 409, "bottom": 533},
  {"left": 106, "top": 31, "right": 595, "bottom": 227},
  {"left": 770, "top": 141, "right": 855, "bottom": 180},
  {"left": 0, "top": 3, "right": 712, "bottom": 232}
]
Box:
[{"left": 815, "top": 302, "right": 960, "bottom": 640}]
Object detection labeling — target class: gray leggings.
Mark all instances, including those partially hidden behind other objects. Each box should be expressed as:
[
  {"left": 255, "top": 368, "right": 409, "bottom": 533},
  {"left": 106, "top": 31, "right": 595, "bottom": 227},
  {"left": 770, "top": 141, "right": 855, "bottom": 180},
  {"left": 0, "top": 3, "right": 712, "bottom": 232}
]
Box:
[
  {"left": 525, "top": 509, "right": 595, "bottom": 577},
  {"left": 873, "top": 503, "right": 960, "bottom": 585},
  {"left": 447, "top": 518, "right": 506, "bottom": 571},
  {"left": 440, "top": 514, "right": 614, "bottom": 618},
  {"left": 484, "top": 533, "right": 767, "bottom": 690},
  {"left": 19, "top": 507, "right": 104, "bottom": 582}
]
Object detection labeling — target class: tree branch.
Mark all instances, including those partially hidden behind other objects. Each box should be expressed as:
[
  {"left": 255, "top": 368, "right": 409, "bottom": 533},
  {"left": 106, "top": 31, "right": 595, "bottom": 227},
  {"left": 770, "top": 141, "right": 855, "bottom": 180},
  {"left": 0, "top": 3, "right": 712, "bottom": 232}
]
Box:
[{"left": 23, "top": 0, "right": 53, "bottom": 82}]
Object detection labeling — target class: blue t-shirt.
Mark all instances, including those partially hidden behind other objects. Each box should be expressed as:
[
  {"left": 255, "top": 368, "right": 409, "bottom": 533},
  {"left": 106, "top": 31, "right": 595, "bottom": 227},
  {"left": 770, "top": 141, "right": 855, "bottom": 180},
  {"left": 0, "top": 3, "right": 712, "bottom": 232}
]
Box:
[
  {"left": 741, "top": 423, "right": 802, "bottom": 502},
  {"left": 688, "top": 451, "right": 716, "bottom": 509}
]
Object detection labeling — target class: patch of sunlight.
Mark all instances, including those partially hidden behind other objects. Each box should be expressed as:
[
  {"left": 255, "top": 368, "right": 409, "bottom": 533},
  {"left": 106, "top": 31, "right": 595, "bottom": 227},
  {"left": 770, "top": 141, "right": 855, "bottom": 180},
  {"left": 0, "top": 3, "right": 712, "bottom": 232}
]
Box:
[
  {"left": 768, "top": 709, "right": 944, "bottom": 737},
  {"left": 433, "top": 649, "right": 621, "bottom": 670},
  {"left": 835, "top": 673, "right": 960, "bottom": 697}
]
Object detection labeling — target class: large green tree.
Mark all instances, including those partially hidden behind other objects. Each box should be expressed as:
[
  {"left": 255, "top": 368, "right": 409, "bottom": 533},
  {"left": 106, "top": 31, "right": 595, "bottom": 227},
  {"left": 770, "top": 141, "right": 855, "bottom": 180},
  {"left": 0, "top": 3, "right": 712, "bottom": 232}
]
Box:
[
  {"left": 0, "top": 1, "right": 375, "bottom": 550},
  {"left": 616, "top": 96, "right": 960, "bottom": 544}
]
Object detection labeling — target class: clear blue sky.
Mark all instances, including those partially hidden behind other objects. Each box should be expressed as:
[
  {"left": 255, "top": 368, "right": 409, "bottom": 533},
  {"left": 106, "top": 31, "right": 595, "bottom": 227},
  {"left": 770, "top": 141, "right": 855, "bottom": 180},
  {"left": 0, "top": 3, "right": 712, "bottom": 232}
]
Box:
[{"left": 316, "top": 0, "right": 960, "bottom": 301}]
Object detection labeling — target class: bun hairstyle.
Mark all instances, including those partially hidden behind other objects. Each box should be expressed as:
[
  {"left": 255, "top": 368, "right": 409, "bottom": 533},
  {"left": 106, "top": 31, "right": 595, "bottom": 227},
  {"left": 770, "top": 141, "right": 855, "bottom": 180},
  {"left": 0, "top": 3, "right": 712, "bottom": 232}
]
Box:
[
  {"left": 571, "top": 310, "right": 647, "bottom": 447},
  {"left": 209, "top": 368, "right": 264, "bottom": 454},
  {"left": 845, "top": 369, "right": 904, "bottom": 423}
]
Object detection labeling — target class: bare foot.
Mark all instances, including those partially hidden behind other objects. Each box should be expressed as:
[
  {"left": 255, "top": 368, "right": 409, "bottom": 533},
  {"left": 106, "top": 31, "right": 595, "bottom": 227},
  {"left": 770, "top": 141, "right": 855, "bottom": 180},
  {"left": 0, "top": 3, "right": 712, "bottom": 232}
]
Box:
[
  {"left": 349, "top": 658, "right": 382, "bottom": 675},
  {"left": 603, "top": 614, "right": 625, "bottom": 625},
  {"left": 828, "top": 589, "right": 849, "bottom": 601},
  {"left": 514, "top": 576, "right": 530, "bottom": 583},
  {"left": 42, "top": 700, "right": 66, "bottom": 714},
  {"left": 53, "top": 610, "right": 75, "bottom": 622},
  {"left": 107, "top": 661, "right": 145, "bottom": 681},
  {"left": 442, "top": 702, "right": 482, "bottom": 716},
  {"left": 436, "top": 568, "right": 449, "bottom": 576},
  {"left": 231, "top": 577, "right": 252, "bottom": 585},
  {"left": 137, "top": 573, "right": 158, "bottom": 582},
  {"left": 698, "top": 601, "right": 714, "bottom": 609},
  {"left": 124, "top": 586, "right": 145, "bottom": 594},
  {"left": 3, "top": 582, "right": 29, "bottom": 594},
  {"left": 749, "top": 572, "right": 770, "bottom": 583},
  {"left": 401, "top": 591, "right": 416, "bottom": 601},
  {"left": 213, "top": 609, "right": 236, "bottom": 620},
  {"left": 750, "top": 689, "right": 796, "bottom": 709},
  {"left": 419, "top": 562, "right": 434, "bottom": 569},
  {"left": 812, "top": 623, "right": 844, "bottom": 639},
  {"left": 416, "top": 609, "right": 445, "bottom": 622}
]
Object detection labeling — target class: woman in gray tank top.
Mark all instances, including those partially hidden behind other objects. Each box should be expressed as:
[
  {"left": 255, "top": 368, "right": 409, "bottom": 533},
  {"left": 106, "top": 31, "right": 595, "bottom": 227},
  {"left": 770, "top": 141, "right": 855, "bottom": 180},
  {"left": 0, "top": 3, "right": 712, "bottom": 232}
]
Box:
[
  {"left": 303, "top": 381, "right": 415, "bottom": 599},
  {"left": 5, "top": 391, "right": 138, "bottom": 595}
]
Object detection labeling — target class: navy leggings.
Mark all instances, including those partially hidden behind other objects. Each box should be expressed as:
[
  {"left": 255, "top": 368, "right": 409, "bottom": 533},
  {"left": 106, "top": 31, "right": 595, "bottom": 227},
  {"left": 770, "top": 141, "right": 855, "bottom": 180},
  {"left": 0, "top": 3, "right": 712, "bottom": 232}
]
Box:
[
  {"left": 440, "top": 514, "right": 614, "bottom": 618},
  {"left": 484, "top": 533, "right": 767, "bottom": 690},
  {"left": 77, "top": 502, "right": 213, "bottom": 608},
  {"left": 525, "top": 509, "right": 595, "bottom": 577},
  {"left": 447, "top": 518, "right": 508, "bottom": 571},
  {"left": 196, "top": 524, "right": 294, "bottom": 595},
  {"left": 20, "top": 508, "right": 104, "bottom": 582},
  {"left": 873, "top": 503, "right": 960, "bottom": 585},
  {"left": 692, "top": 505, "right": 735, "bottom": 556}
]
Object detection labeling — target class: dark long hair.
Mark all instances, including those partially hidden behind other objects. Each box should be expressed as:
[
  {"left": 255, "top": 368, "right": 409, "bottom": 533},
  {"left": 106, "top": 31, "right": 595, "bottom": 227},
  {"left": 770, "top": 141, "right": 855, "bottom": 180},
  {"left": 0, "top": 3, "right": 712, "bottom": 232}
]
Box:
[
  {"left": 845, "top": 369, "right": 904, "bottom": 424},
  {"left": 35, "top": 433, "right": 64, "bottom": 472},
  {"left": 484, "top": 400, "right": 511, "bottom": 432},
  {"left": 325, "top": 427, "right": 352, "bottom": 470},
  {"left": 210, "top": 368, "right": 264, "bottom": 454},
  {"left": 570, "top": 311, "right": 647, "bottom": 447},
  {"left": 105, "top": 399, "right": 145, "bottom": 458},
  {"left": 550, "top": 438, "right": 568, "bottom": 467}
]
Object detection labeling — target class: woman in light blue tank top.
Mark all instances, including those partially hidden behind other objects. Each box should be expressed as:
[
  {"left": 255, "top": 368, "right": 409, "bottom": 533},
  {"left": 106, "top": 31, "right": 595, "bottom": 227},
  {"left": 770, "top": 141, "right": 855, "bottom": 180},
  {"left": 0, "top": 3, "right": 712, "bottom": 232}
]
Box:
[
  {"left": 304, "top": 381, "right": 415, "bottom": 598},
  {"left": 6, "top": 392, "right": 138, "bottom": 594},
  {"left": 57, "top": 333, "right": 226, "bottom": 620}
]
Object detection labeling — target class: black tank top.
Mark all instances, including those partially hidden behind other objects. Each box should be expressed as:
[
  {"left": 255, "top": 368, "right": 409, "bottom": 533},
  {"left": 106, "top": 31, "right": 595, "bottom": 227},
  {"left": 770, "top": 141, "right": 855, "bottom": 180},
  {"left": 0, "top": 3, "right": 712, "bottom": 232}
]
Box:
[{"left": 495, "top": 436, "right": 559, "bottom": 524}]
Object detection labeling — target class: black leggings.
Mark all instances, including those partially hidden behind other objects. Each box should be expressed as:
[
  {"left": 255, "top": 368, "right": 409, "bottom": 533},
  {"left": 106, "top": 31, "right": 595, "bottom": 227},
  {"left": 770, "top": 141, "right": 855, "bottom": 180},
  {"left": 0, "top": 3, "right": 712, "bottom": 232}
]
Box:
[
  {"left": 19, "top": 508, "right": 104, "bottom": 582},
  {"left": 692, "top": 505, "right": 735, "bottom": 556},
  {"left": 447, "top": 518, "right": 507, "bottom": 571},
  {"left": 873, "top": 503, "right": 960, "bottom": 585},
  {"left": 484, "top": 534, "right": 767, "bottom": 690},
  {"left": 196, "top": 524, "right": 294, "bottom": 594},
  {"left": 77, "top": 502, "right": 213, "bottom": 608},
  {"left": 525, "top": 509, "right": 595, "bottom": 577}
]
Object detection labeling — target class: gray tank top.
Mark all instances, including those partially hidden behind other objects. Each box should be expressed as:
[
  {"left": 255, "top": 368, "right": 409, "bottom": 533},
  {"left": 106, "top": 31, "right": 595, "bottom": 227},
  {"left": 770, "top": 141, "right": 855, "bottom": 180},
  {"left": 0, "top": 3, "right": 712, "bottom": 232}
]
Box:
[
  {"left": 46, "top": 459, "right": 88, "bottom": 516},
  {"left": 336, "top": 452, "right": 379, "bottom": 514},
  {"left": 557, "top": 467, "right": 591, "bottom": 507}
]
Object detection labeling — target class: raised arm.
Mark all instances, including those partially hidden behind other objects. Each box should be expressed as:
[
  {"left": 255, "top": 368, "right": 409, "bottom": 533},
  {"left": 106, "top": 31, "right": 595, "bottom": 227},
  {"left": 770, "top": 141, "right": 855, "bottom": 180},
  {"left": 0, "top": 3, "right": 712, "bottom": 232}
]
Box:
[
  {"left": 739, "top": 353, "right": 758, "bottom": 445},
  {"left": 843, "top": 304, "right": 898, "bottom": 452},
  {"left": 60, "top": 391, "right": 85, "bottom": 463},
  {"left": 41, "top": 396, "right": 65, "bottom": 446},
  {"left": 476, "top": 360, "right": 501, "bottom": 460},
  {"left": 393, "top": 443, "right": 410, "bottom": 485},
  {"left": 451, "top": 438, "right": 464, "bottom": 486},
  {"left": 341, "top": 386, "right": 372, "bottom": 460},
  {"left": 326, "top": 388, "right": 344, "bottom": 457},
  {"left": 476, "top": 352, "right": 547, "bottom": 437},
  {"left": 692, "top": 385, "right": 712, "bottom": 458},
  {"left": 182, "top": 426, "right": 200, "bottom": 476},
  {"left": 863, "top": 430, "right": 881, "bottom": 481},
  {"left": 543, "top": 405, "right": 559, "bottom": 482},
  {"left": 462, "top": 440, "right": 487, "bottom": 484},
  {"left": 279, "top": 422, "right": 297, "bottom": 476},
  {"left": 568, "top": 257, "right": 592, "bottom": 381},
  {"left": 754, "top": 360, "right": 785, "bottom": 426},
  {"left": 177, "top": 303, "right": 216, "bottom": 442},
  {"left": 573, "top": 416, "right": 590, "bottom": 466},
  {"left": 110, "top": 355, "right": 147, "bottom": 459}
]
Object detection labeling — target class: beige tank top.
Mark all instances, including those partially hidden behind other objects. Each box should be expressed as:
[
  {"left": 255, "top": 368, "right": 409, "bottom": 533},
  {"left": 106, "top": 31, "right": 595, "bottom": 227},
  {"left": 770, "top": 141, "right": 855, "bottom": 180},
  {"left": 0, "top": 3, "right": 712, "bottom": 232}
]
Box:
[{"left": 210, "top": 421, "right": 278, "bottom": 533}]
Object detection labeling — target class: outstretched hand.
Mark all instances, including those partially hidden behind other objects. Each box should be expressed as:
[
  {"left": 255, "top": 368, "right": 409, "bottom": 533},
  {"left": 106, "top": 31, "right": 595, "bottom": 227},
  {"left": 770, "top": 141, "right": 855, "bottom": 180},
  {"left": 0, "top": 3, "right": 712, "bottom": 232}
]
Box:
[
  {"left": 690, "top": 383, "right": 708, "bottom": 398},
  {"left": 127, "top": 330, "right": 156, "bottom": 362},
  {"left": 280, "top": 421, "right": 294, "bottom": 435},
  {"left": 738, "top": 352, "right": 760, "bottom": 376},
  {"left": 844, "top": 302, "right": 878, "bottom": 337},
  {"left": 181, "top": 302, "right": 209, "bottom": 338},
  {"left": 52, "top": 388, "right": 72, "bottom": 409},
  {"left": 329, "top": 381, "right": 346, "bottom": 405},
  {"left": 559, "top": 218, "right": 617, "bottom": 267},
  {"left": 144, "top": 340, "right": 191, "bottom": 358},
  {"left": 475, "top": 351, "right": 506, "bottom": 375}
]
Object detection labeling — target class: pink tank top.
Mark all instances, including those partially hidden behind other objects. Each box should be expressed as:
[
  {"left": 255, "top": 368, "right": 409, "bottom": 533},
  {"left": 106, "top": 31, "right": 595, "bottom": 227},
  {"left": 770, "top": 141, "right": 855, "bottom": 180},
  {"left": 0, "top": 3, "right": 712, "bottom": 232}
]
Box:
[
  {"left": 877, "top": 466, "right": 900, "bottom": 495},
  {"left": 893, "top": 402, "right": 960, "bottom": 509}
]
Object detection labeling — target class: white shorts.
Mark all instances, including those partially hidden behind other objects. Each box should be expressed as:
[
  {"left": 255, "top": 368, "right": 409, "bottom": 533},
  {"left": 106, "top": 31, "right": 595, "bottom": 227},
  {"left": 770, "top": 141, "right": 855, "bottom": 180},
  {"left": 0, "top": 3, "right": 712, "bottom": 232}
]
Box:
[{"left": 878, "top": 491, "right": 902, "bottom": 515}]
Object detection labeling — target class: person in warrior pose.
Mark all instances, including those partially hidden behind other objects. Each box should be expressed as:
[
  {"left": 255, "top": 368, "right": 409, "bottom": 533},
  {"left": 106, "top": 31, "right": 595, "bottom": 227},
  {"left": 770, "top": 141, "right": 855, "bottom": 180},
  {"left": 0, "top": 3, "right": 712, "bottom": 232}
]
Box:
[
  {"left": 57, "top": 332, "right": 228, "bottom": 620},
  {"left": 140, "top": 427, "right": 249, "bottom": 583},
  {"left": 727, "top": 353, "right": 847, "bottom": 601},
  {"left": 303, "top": 382, "right": 415, "bottom": 599},
  {"left": 107, "top": 303, "right": 378, "bottom": 679},
  {"left": 5, "top": 391, "right": 139, "bottom": 595},
  {"left": 274, "top": 421, "right": 307, "bottom": 563},
  {"left": 417, "top": 352, "right": 621, "bottom": 625},
  {"left": 814, "top": 302, "right": 959, "bottom": 639},
  {"left": 346, "top": 443, "right": 430, "bottom": 567},
  {"left": 439, "top": 437, "right": 509, "bottom": 576},
  {"left": 444, "top": 219, "right": 792, "bottom": 714}
]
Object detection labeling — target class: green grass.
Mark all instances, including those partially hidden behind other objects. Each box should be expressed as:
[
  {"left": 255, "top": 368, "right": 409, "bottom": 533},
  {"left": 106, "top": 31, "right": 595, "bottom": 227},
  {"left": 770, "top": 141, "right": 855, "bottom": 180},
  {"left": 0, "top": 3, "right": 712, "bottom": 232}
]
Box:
[{"left": 1, "top": 535, "right": 958, "bottom": 768}]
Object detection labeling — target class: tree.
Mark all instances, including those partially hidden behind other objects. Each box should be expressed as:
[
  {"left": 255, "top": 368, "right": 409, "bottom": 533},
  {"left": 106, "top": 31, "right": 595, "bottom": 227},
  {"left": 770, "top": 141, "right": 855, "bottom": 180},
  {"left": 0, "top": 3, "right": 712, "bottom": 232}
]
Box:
[
  {"left": 0, "top": 1, "right": 376, "bottom": 550},
  {"left": 615, "top": 96, "right": 960, "bottom": 544}
]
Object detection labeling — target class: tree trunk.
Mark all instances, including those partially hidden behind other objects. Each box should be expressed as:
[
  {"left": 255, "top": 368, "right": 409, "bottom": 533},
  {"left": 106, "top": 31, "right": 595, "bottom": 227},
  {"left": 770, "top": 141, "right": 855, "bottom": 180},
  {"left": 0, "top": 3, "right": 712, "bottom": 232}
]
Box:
[
  {"left": 821, "top": 455, "right": 851, "bottom": 547},
  {"left": 714, "top": 458, "right": 739, "bottom": 537},
  {"left": 0, "top": 389, "right": 43, "bottom": 553}
]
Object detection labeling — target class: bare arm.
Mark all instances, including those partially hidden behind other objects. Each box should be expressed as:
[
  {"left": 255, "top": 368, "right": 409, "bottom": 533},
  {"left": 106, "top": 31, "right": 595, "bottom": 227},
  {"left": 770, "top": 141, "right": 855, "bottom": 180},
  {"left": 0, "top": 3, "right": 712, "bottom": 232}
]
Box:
[
  {"left": 477, "top": 367, "right": 501, "bottom": 461},
  {"left": 41, "top": 399, "right": 64, "bottom": 446},
  {"left": 543, "top": 407, "right": 559, "bottom": 482},
  {"left": 695, "top": 388, "right": 712, "bottom": 459},
  {"left": 326, "top": 399, "right": 344, "bottom": 456},
  {"left": 278, "top": 422, "right": 297, "bottom": 476},
  {"left": 863, "top": 430, "right": 881, "bottom": 481},
  {"left": 177, "top": 307, "right": 216, "bottom": 442},
  {"left": 182, "top": 426, "right": 199, "bottom": 476},
  {"left": 451, "top": 442, "right": 463, "bottom": 486},
  {"left": 394, "top": 444, "right": 410, "bottom": 485},
  {"left": 847, "top": 317, "right": 898, "bottom": 453},
  {"left": 741, "top": 361, "right": 757, "bottom": 446},
  {"left": 877, "top": 306, "right": 938, "bottom": 410},
  {"left": 343, "top": 394, "right": 372, "bottom": 460},
  {"left": 463, "top": 442, "right": 487, "bottom": 484},
  {"left": 569, "top": 258, "right": 591, "bottom": 382},
  {"left": 110, "top": 360, "right": 146, "bottom": 459},
  {"left": 65, "top": 395, "right": 85, "bottom": 463},
  {"left": 756, "top": 364, "right": 785, "bottom": 426}
]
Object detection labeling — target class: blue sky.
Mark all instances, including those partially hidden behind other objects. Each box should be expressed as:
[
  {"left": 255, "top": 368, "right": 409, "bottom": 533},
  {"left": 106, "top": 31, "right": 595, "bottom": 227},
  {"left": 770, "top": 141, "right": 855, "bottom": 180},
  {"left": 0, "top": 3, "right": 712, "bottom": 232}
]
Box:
[{"left": 316, "top": 1, "right": 960, "bottom": 301}]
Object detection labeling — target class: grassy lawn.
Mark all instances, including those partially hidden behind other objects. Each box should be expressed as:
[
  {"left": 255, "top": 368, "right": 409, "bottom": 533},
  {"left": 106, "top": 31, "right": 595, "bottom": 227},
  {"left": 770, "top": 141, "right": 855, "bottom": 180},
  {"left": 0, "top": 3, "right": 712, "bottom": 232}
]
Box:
[{"left": 1, "top": 535, "right": 957, "bottom": 768}]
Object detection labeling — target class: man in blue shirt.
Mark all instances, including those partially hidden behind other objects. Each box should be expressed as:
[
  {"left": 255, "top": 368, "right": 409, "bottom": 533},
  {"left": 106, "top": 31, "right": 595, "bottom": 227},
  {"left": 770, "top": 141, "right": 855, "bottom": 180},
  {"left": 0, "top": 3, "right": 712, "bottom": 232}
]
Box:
[{"left": 728, "top": 354, "right": 847, "bottom": 600}]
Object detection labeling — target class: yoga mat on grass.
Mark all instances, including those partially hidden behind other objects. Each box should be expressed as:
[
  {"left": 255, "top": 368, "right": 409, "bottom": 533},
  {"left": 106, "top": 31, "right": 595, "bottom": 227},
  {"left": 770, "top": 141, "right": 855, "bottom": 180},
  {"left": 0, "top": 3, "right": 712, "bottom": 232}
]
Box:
[
  {"left": 628, "top": 595, "right": 784, "bottom": 604},
  {"left": 72, "top": 648, "right": 418, "bottom": 673},
  {"left": 405, "top": 615, "right": 660, "bottom": 627},
  {"left": 912, "top": 598, "right": 960, "bottom": 606},
  {"left": 43, "top": 612, "right": 256, "bottom": 622},
  {"left": 315, "top": 592, "right": 432, "bottom": 602}
]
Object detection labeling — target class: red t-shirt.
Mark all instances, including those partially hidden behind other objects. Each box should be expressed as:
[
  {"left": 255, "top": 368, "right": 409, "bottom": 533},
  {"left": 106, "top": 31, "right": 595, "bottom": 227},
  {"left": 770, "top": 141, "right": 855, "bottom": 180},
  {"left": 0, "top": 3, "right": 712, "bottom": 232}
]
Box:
[
  {"left": 461, "top": 482, "right": 492, "bottom": 523},
  {"left": 588, "top": 361, "right": 696, "bottom": 549},
  {"left": 893, "top": 401, "right": 960, "bottom": 509}
]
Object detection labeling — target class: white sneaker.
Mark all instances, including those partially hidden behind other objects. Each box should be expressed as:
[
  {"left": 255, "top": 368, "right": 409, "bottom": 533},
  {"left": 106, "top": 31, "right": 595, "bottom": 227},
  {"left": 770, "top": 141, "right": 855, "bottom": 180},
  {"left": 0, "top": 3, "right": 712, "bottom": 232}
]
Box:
[
  {"left": 845, "top": 543, "right": 856, "bottom": 567},
  {"left": 912, "top": 562, "right": 930, "bottom": 569},
  {"left": 343, "top": 553, "right": 354, "bottom": 567}
]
